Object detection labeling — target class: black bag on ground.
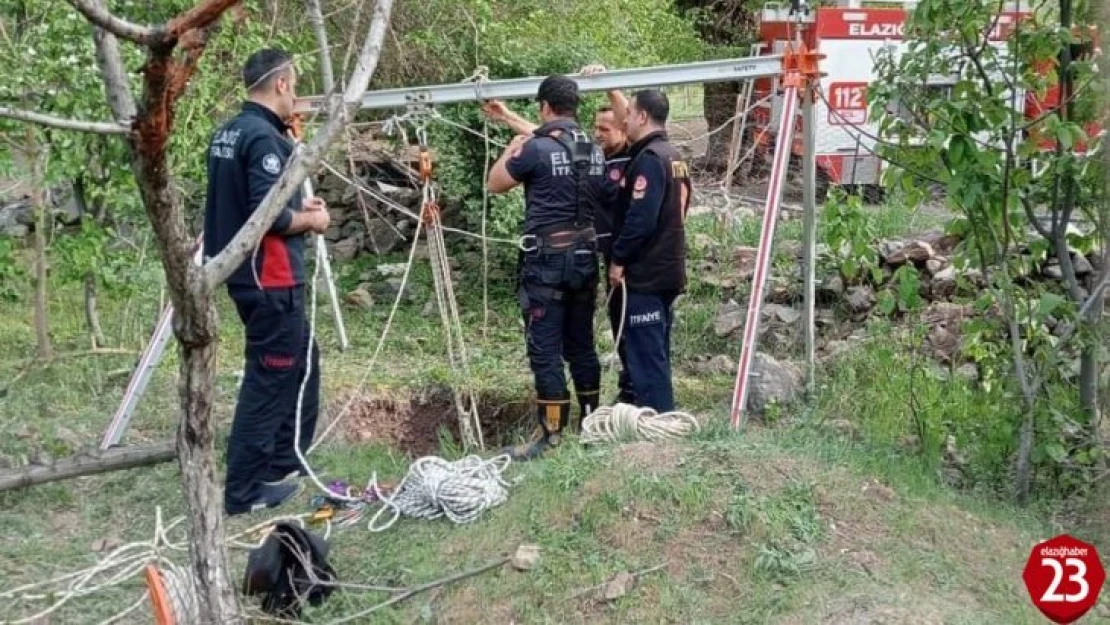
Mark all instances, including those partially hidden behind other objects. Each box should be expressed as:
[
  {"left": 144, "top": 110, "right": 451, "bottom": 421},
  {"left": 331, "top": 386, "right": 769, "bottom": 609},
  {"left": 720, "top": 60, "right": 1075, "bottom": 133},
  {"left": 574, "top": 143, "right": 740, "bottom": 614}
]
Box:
[{"left": 242, "top": 522, "right": 337, "bottom": 617}]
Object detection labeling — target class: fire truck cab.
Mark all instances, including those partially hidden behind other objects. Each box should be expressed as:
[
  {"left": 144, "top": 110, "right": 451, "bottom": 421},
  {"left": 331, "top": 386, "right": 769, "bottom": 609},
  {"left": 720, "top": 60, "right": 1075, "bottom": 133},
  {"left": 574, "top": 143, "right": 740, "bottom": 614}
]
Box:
[{"left": 749, "top": 0, "right": 1033, "bottom": 201}]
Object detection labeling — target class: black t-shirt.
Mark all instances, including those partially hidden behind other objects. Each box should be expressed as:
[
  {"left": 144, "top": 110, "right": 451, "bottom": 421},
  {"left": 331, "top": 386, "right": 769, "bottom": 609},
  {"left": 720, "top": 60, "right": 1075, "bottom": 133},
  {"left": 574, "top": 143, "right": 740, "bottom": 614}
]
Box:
[
  {"left": 505, "top": 119, "right": 607, "bottom": 235},
  {"left": 203, "top": 101, "right": 305, "bottom": 290},
  {"left": 597, "top": 144, "right": 630, "bottom": 260}
]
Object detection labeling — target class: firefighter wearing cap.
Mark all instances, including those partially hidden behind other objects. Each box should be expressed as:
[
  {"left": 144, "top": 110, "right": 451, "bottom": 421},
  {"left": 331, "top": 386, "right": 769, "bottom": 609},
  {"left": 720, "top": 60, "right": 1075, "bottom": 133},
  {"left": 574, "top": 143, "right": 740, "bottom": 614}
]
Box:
[
  {"left": 486, "top": 74, "right": 607, "bottom": 460},
  {"left": 203, "top": 48, "right": 331, "bottom": 515},
  {"left": 607, "top": 89, "right": 691, "bottom": 413}
]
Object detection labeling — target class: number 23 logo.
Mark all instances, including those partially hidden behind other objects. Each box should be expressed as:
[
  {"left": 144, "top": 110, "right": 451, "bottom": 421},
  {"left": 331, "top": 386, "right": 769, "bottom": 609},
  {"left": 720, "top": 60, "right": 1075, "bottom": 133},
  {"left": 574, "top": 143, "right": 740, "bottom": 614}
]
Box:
[{"left": 1041, "top": 558, "right": 1090, "bottom": 603}]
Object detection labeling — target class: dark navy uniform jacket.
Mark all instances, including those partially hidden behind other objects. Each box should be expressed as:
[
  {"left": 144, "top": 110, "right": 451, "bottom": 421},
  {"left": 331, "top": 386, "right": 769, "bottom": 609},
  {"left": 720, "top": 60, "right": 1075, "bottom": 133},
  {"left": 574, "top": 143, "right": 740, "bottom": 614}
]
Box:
[
  {"left": 597, "top": 144, "right": 631, "bottom": 261},
  {"left": 611, "top": 131, "right": 692, "bottom": 294},
  {"left": 203, "top": 101, "right": 305, "bottom": 290},
  {"left": 505, "top": 119, "right": 607, "bottom": 235}
]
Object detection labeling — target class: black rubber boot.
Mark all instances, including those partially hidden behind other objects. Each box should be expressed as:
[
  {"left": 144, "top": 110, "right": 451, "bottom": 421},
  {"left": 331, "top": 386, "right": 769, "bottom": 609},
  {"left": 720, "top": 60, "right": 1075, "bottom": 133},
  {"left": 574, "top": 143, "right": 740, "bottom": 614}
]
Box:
[{"left": 504, "top": 399, "right": 569, "bottom": 461}]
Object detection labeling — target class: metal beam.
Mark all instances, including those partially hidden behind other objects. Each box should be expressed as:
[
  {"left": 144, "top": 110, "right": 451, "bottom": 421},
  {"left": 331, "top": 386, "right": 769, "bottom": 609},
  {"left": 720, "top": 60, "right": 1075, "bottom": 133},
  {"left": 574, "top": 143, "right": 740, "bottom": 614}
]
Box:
[{"left": 296, "top": 55, "right": 784, "bottom": 114}]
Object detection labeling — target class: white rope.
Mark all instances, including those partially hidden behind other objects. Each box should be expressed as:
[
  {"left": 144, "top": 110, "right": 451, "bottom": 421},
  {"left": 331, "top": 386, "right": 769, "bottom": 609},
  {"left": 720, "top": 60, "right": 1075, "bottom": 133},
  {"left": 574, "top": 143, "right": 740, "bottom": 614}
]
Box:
[
  {"left": 365, "top": 454, "right": 513, "bottom": 532},
  {"left": 580, "top": 404, "right": 700, "bottom": 444},
  {"left": 157, "top": 558, "right": 201, "bottom": 625}
]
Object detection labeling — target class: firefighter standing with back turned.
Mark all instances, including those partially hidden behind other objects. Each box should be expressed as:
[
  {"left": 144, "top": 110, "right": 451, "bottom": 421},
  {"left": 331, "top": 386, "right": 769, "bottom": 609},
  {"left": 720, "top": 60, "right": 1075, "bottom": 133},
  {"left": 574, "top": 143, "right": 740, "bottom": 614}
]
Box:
[
  {"left": 486, "top": 75, "right": 607, "bottom": 461},
  {"left": 483, "top": 64, "right": 636, "bottom": 405},
  {"left": 203, "top": 49, "right": 331, "bottom": 516}
]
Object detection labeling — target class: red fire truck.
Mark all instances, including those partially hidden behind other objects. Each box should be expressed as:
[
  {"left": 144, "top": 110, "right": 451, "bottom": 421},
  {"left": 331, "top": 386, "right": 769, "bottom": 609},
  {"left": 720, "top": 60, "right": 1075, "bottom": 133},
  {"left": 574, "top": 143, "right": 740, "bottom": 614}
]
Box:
[{"left": 746, "top": 0, "right": 1098, "bottom": 201}]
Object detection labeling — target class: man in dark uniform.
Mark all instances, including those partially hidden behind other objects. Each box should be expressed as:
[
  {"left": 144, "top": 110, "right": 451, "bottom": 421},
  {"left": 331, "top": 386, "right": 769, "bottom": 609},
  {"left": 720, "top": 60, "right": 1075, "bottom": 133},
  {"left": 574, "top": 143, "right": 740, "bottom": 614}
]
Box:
[
  {"left": 591, "top": 102, "right": 635, "bottom": 405},
  {"left": 203, "top": 48, "right": 331, "bottom": 515},
  {"left": 608, "top": 89, "right": 692, "bottom": 412},
  {"left": 486, "top": 75, "right": 606, "bottom": 460}
]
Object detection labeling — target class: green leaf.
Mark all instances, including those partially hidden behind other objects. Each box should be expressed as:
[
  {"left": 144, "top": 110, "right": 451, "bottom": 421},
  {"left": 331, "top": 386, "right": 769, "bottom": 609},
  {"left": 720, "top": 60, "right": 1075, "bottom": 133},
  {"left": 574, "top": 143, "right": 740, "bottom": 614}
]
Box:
[
  {"left": 877, "top": 291, "right": 897, "bottom": 316},
  {"left": 1035, "top": 292, "right": 1065, "bottom": 321},
  {"left": 1056, "top": 124, "right": 1075, "bottom": 150},
  {"left": 1045, "top": 443, "right": 1068, "bottom": 463}
]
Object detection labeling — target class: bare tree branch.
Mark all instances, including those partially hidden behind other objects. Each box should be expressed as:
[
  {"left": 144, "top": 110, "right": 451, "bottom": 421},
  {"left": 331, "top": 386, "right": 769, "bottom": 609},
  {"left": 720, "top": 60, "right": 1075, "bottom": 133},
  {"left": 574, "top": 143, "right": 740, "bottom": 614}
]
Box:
[
  {"left": 0, "top": 104, "right": 129, "bottom": 134},
  {"left": 306, "top": 0, "right": 336, "bottom": 93},
  {"left": 64, "top": 0, "right": 156, "bottom": 45},
  {"left": 89, "top": 0, "right": 138, "bottom": 123},
  {"left": 204, "top": 0, "right": 395, "bottom": 290}
]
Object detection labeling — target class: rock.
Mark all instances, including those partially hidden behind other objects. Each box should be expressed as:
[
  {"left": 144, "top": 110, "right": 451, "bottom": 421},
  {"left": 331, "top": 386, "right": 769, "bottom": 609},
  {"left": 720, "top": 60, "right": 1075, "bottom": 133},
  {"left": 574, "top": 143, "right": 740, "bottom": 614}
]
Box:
[
  {"left": 748, "top": 352, "right": 804, "bottom": 415},
  {"left": 345, "top": 287, "right": 374, "bottom": 310},
  {"left": 925, "top": 259, "right": 945, "bottom": 276},
  {"left": 604, "top": 571, "right": 636, "bottom": 601},
  {"left": 331, "top": 234, "right": 363, "bottom": 262},
  {"left": 511, "top": 544, "right": 540, "bottom": 571},
  {"left": 734, "top": 246, "right": 758, "bottom": 280},
  {"left": 702, "top": 274, "right": 739, "bottom": 289},
  {"left": 714, "top": 301, "right": 745, "bottom": 337},
  {"left": 0, "top": 200, "right": 33, "bottom": 236},
  {"left": 818, "top": 274, "right": 844, "bottom": 301},
  {"left": 886, "top": 240, "right": 935, "bottom": 266},
  {"left": 422, "top": 298, "right": 437, "bottom": 317},
  {"left": 376, "top": 263, "right": 409, "bottom": 277},
  {"left": 1072, "top": 253, "right": 1093, "bottom": 276},
  {"left": 377, "top": 277, "right": 417, "bottom": 303},
  {"left": 930, "top": 265, "right": 957, "bottom": 300},
  {"left": 1043, "top": 261, "right": 1064, "bottom": 280},
  {"left": 899, "top": 434, "right": 922, "bottom": 452},
  {"left": 879, "top": 240, "right": 905, "bottom": 263},
  {"left": 693, "top": 233, "right": 714, "bottom": 249},
  {"left": 366, "top": 218, "right": 404, "bottom": 255},
  {"left": 91, "top": 536, "right": 122, "bottom": 553},
  {"left": 955, "top": 363, "right": 978, "bottom": 382},
  {"left": 324, "top": 225, "right": 342, "bottom": 242},
  {"left": 917, "top": 231, "right": 961, "bottom": 256},
  {"left": 764, "top": 303, "right": 801, "bottom": 324},
  {"left": 816, "top": 308, "right": 836, "bottom": 328},
  {"left": 925, "top": 325, "right": 959, "bottom": 364},
  {"left": 688, "top": 354, "right": 733, "bottom": 375},
  {"left": 846, "top": 285, "right": 875, "bottom": 314}
]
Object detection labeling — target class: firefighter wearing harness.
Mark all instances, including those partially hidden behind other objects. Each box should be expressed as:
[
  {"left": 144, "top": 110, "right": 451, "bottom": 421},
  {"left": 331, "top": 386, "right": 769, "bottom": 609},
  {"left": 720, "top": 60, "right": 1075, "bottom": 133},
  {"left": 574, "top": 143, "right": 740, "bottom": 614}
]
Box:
[
  {"left": 482, "top": 65, "right": 635, "bottom": 405},
  {"left": 608, "top": 89, "right": 691, "bottom": 413},
  {"left": 203, "top": 49, "right": 331, "bottom": 516},
  {"left": 486, "top": 75, "right": 606, "bottom": 460}
]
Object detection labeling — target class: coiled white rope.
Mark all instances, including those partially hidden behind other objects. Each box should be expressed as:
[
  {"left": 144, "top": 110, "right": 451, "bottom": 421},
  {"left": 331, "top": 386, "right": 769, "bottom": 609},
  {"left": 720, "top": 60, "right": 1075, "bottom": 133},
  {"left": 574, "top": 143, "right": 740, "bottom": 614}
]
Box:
[
  {"left": 365, "top": 454, "right": 513, "bottom": 532},
  {"left": 156, "top": 559, "right": 200, "bottom": 624},
  {"left": 580, "top": 404, "right": 700, "bottom": 444}
]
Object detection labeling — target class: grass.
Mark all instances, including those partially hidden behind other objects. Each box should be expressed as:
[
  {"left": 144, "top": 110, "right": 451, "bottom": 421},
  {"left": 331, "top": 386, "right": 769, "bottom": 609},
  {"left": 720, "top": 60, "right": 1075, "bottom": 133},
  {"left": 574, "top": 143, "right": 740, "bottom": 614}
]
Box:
[{"left": 0, "top": 205, "right": 1105, "bottom": 624}]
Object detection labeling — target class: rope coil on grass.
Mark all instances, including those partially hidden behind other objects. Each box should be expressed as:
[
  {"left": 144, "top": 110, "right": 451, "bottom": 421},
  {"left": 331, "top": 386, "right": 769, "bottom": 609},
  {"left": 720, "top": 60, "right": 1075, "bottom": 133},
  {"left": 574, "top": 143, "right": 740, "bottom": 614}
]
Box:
[
  {"left": 366, "top": 455, "right": 513, "bottom": 532},
  {"left": 580, "top": 404, "right": 700, "bottom": 444}
]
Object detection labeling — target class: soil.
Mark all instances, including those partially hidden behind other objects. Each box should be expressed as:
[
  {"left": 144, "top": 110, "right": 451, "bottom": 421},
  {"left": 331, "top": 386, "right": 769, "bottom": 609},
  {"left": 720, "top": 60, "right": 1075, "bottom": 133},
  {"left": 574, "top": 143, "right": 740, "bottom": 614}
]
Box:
[{"left": 323, "top": 386, "right": 536, "bottom": 456}]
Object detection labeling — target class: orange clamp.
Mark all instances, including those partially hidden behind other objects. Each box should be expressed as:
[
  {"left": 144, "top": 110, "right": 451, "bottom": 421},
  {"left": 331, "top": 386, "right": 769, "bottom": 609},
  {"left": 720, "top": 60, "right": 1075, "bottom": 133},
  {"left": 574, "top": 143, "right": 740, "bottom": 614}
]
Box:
[
  {"left": 781, "top": 41, "right": 825, "bottom": 89},
  {"left": 288, "top": 113, "right": 305, "bottom": 141},
  {"left": 419, "top": 148, "right": 433, "bottom": 183},
  {"left": 421, "top": 200, "right": 441, "bottom": 225}
]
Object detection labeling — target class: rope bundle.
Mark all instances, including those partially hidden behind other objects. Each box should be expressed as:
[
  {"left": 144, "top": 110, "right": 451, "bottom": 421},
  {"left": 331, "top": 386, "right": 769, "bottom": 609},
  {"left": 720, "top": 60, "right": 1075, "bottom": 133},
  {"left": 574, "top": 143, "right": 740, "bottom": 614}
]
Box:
[
  {"left": 367, "top": 455, "right": 512, "bottom": 532},
  {"left": 581, "top": 404, "right": 700, "bottom": 444}
]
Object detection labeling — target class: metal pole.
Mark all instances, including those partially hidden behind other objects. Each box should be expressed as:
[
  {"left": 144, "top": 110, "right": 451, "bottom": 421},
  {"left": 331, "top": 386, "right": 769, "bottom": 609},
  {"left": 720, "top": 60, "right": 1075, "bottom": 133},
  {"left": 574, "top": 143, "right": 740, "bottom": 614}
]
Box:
[
  {"left": 802, "top": 81, "right": 817, "bottom": 399},
  {"left": 303, "top": 177, "right": 350, "bottom": 351}
]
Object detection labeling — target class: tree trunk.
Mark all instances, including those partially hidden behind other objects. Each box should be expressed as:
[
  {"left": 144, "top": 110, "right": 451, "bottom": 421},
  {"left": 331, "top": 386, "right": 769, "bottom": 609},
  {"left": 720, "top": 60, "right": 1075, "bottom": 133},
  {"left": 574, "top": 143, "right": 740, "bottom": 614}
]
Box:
[
  {"left": 29, "top": 134, "right": 51, "bottom": 360},
  {"left": 702, "top": 81, "right": 741, "bottom": 171},
  {"left": 176, "top": 311, "right": 240, "bottom": 623}
]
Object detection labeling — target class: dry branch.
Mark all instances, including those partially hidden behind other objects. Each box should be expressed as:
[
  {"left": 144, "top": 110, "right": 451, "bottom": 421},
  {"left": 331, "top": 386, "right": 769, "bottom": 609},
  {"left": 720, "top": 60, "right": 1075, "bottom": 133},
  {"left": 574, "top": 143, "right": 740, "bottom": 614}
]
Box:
[
  {"left": 0, "top": 441, "right": 176, "bottom": 492},
  {"left": 0, "top": 105, "right": 129, "bottom": 135},
  {"left": 64, "top": 0, "right": 156, "bottom": 44}
]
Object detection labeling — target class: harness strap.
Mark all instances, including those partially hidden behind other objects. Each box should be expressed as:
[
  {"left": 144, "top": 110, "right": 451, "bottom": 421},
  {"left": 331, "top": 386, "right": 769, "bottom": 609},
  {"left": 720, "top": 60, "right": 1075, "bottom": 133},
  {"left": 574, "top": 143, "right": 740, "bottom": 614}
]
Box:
[{"left": 547, "top": 129, "right": 594, "bottom": 229}]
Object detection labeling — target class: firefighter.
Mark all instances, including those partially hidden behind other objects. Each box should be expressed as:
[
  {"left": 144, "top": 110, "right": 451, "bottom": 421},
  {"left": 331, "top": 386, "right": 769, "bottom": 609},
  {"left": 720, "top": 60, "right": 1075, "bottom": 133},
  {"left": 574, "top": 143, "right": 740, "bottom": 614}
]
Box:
[
  {"left": 203, "top": 48, "right": 331, "bottom": 516},
  {"left": 607, "top": 89, "right": 691, "bottom": 413},
  {"left": 485, "top": 75, "right": 606, "bottom": 460},
  {"left": 483, "top": 65, "right": 636, "bottom": 404}
]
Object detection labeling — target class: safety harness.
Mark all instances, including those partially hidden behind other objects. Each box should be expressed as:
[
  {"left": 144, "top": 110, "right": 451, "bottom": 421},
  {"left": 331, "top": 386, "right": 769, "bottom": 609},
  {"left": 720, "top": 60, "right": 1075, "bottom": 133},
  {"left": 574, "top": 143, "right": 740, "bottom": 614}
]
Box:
[{"left": 521, "top": 124, "right": 598, "bottom": 252}]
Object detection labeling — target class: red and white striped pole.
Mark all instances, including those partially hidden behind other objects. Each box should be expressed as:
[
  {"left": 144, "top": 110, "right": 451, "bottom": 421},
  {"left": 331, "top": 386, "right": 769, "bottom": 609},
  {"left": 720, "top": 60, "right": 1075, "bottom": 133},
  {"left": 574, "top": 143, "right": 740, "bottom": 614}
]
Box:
[{"left": 729, "top": 85, "right": 800, "bottom": 430}]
